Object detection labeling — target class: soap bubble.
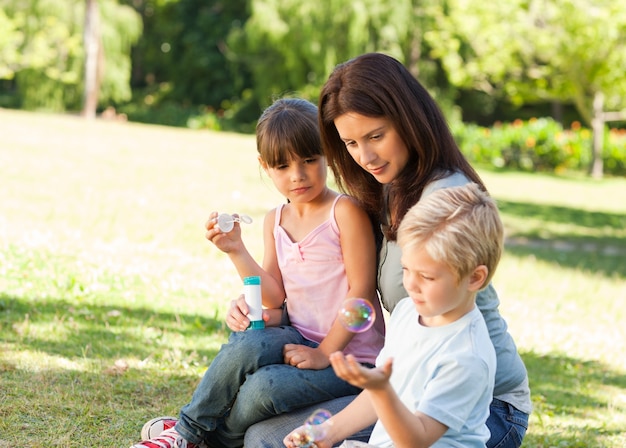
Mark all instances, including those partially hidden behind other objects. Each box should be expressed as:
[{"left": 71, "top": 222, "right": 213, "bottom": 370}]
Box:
[
  {"left": 305, "top": 409, "right": 332, "bottom": 439},
  {"left": 293, "top": 409, "right": 332, "bottom": 447},
  {"left": 338, "top": 298, "right": 375, "bottom": 333}
]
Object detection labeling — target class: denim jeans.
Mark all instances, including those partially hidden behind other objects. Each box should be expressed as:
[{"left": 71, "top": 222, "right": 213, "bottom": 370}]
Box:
[
  {"left": 243, "top": 397, "right": 529, "bottom": 448},
  {"left": 244, "top": 395, "right": 372, "bottom": 448},
  {"left": 486, "top": 398, "right": 529, "bottom": 448},
  {"left": 174, "top": 326, "right": 362, "bottom": 448}
]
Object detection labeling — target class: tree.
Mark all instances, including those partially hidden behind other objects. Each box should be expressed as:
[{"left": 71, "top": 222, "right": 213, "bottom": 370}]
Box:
[
  {"left": 0, "top": 0, "right": 141, "bottom": 112},
  {"left": 95, "top": 0, "right": 142, "bottom": 108},
  {"left": 123, "top": 0, "right": 252, "bottom": 111},
  {"left": 83, "top": 0, "right": 103, "bottom": 118},
  {"left": 0, "top": 8, "right": 22, "bottom": 79},
  {"left": 424, "top": 0, "right": 626, "bottom": 177},
  {"left": 228, "top": 0, "right": 440, "bottom": 108}
]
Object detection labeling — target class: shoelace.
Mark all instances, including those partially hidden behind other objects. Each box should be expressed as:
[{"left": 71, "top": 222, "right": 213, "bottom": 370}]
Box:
[{"left": 133, "top": 429, "right": 178, "bottom": 448}]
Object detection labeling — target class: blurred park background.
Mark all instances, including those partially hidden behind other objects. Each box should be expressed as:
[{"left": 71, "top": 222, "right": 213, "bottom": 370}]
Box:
[
  {"left": 1, "top": 0, "right": 626, "bottom": 446},
  {"left": 1, "top": 0, "right": 626, "bottom": 177}
]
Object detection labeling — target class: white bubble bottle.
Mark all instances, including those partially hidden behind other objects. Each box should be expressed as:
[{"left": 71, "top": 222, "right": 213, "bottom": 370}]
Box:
[{"left": 243, "top": 276, "right": 265, "bottom": 330}]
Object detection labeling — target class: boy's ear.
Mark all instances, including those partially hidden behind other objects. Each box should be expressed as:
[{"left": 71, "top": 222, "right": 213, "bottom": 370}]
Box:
[
  {"left": 468, "top": 265, "right": 488, "bottom": 292},
  {"left": 258, "top": 156, "right": 268, "bottom": 171}
]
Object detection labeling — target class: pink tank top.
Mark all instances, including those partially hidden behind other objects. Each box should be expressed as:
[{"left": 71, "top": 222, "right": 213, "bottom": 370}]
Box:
[{"left": 274, "top": 195, "right": 385, "bottom": 364}]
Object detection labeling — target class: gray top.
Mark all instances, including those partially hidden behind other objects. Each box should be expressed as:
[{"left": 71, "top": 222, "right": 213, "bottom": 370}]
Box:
[{"left": 377, "top": 172, "right": 532, "bottom": 412}]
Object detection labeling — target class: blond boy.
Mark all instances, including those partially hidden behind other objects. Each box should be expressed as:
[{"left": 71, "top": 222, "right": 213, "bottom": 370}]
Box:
[{"left": 285, "top": 183, "right": 503, "bottom": 448}]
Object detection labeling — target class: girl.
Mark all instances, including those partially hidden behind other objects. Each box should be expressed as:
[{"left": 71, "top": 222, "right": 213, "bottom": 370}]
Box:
[{"left": 130, "top": 98, "right": 384, "bottom": 448}]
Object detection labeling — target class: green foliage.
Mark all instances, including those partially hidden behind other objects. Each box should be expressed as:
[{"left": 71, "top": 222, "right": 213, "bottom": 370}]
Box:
[
  {"left": 605, "top": 129, "right": 626, "bottom": 174},
  {"left": 535, "top": 0, "right": 626, "bottom": 123},
  {"left": 1, "top": 0, "right": 83, "bottom": 110},
  {"left": 454, "top": 118, "right": 626, "bottom": 176},
  {"left": 187, "top": 110, "right": 222, "bottom": 131},
  {"left": 121, "top": 98, "right": 199, "bottom": 127},
  {"left": 228, "top": 0, "right": 439, "bottom": 108},
  {"left": 425, "top": 0, "right": 626, "bottom": 125},
  {"left": 119, "top": 83, "right": 257, "bottom": 133},
  {"left": 3, "top": 0, "right": 626, "bottom": 146},
  {"left": 0, "top": 0, "right": 141, "bottom": 111},
  {"left": 126, "top": 0, "right": 252, "bottom": 111},
  {"left": 99, "top": 0, "right": 143, "bottom": 104},
  {"left": 0, "top": 7, "right": 22, "bottom": 79}
]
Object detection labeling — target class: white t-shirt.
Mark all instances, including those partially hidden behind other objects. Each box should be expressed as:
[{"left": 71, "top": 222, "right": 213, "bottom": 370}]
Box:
[{"left": 368, "top": 299, "right": 496, "bottom": 447}]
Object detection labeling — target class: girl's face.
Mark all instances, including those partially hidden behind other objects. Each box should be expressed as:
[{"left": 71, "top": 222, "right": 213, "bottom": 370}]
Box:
[
  {"left": 333, "top": 113, "right": 410, "bottom": 184},
  {"left": 260, "top": 154, "right": 328, "bottom": 204},
  {"left": 401, "top": 245, "right": 482, "bottom": 326}
]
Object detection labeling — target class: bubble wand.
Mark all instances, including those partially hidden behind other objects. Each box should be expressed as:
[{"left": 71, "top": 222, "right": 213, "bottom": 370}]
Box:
[{"left": 216, "top": 213, "right": 253, "bottom": 233}]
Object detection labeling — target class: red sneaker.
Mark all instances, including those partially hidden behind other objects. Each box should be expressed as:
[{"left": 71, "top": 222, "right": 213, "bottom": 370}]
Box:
[
  {"left": 140, "top": 416, "right": 179, "bottom": 440},
  {"left": 130, "top": 427, "right": 206, "bottom": 448}
]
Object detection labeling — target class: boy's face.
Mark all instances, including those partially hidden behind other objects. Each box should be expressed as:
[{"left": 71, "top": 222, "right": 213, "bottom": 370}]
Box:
[{"left": 401, "top": 245, "right": 482, "bottom": 326}]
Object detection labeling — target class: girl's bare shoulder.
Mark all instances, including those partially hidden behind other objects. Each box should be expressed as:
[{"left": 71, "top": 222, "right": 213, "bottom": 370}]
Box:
[{"left": 334, "top": 194, "right": 370, "bottom": 224}]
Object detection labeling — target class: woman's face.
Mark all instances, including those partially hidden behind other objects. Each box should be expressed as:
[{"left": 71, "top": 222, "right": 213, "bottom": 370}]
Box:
[{"left": 334, "top": 112, "right": 410, "bottom": 185}]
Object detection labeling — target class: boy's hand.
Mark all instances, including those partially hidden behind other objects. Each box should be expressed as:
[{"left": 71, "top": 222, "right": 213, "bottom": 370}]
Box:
[
  {"left": 283, "top": 425, "right": 332, "bottom": 448},
  {"left": 329, "top": 352, "right": 393, "bottom": 390},
  {"left": 284, "top": 344, "right": 330, "bottom": 370}
]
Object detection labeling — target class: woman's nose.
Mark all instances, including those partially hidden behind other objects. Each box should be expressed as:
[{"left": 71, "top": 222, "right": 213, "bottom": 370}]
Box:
[{"left": 358, "top": 144, "right": 377, "bottom": 166}]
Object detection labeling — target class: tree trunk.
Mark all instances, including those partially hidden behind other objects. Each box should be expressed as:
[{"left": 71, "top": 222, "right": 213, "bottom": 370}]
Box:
[
  {"left": 82, "top": 0, "right": 101, "bottom": 119},
  {"left": 590, "top": 92, "right": 604, "bottom": 179},
  {"left": 551, "top": 101, "right": 563, "bottom": 125}
]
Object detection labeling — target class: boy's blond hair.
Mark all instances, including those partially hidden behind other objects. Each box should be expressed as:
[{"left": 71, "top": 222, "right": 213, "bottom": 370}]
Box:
[{"left": 397, "top": 183, "right": 503, "bottom": 289}]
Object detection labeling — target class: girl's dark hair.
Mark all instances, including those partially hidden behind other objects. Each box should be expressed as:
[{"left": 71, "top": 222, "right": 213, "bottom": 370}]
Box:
[
  {"left": 256, "top": 98, "right": 321, "bottom": 167},
  {"left": 319, "top": 53, "right": 484, "bottom": 240}
]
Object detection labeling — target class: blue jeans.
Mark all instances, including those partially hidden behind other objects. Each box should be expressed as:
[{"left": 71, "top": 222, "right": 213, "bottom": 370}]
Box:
[
  {"left": 244, "top": 397, "right": 529, "bottom": 448},
  {"left": 174, "top": 326, "right": 362, "bottom": 448},
  {"left": 244, "top": 396, "right": 372, "bottom": 448},
  {"left": 486, "top": 398, "right": 529, "bottom": 448}
]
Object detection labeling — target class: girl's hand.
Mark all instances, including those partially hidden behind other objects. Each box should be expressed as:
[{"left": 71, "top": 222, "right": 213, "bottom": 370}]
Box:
[
  {"left": 226, "top": 295, "right": 279, "bottom": 331},
  {"left": 283, "top": 344, "right": 330, "bottom": 370},
  {"left": 226, "top": 295, "right": 251, "bottom": 332},
  {"left": 283, "top": 425, "right": 332, "bottom": 448},
  {"left": 204, "top": 211, "right": 243, "bottom": 253},
  {"left": 330, "top": 352, "right": 393, "bottom": 390}
]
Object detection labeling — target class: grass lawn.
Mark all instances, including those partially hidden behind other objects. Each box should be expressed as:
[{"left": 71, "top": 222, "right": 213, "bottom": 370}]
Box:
[{"left": 1, "top": 108, "right": 625, "bottom": 447}]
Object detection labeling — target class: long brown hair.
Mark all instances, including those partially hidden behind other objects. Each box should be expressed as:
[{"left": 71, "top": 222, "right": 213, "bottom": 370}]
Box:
[{"left": 319, "top": 53, "right": 484, "bottom": 240}]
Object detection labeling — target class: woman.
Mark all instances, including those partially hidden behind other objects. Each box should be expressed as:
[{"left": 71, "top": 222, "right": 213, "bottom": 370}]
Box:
[{"left": 246, "top": 53, "right": 531, "bottom": 448}]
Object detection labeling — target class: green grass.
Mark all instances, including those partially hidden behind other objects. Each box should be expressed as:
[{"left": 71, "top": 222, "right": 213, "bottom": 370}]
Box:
[{"left": 1, "top": 108, "right": 625, "bottom": 447}]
